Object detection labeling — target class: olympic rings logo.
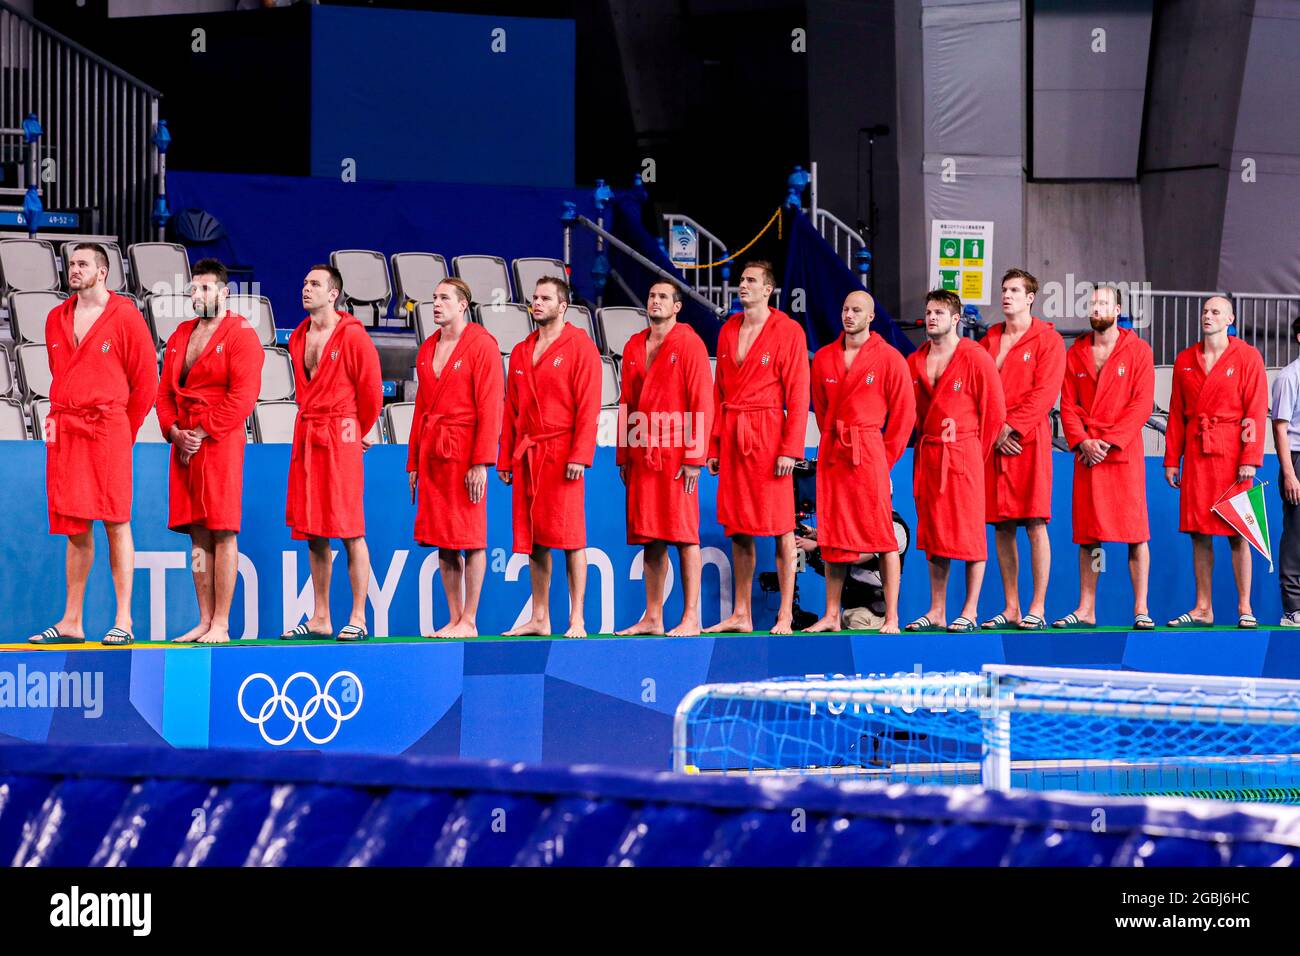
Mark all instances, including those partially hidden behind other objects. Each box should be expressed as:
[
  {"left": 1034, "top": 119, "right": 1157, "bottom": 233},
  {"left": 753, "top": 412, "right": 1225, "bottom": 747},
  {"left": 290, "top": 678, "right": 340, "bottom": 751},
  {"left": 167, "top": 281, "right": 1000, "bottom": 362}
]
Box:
[{"left": 237, "top": 671, "right": 363, "bottom": 746}]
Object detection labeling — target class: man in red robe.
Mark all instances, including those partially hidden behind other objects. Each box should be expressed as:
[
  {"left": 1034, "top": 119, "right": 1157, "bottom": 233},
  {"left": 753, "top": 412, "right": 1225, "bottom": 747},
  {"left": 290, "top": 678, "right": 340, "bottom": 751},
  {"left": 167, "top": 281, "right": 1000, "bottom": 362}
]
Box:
[
  {"left": 29, "top": 242, "right": 158, "bottom": 646},
  {"left": 156, "top": 258, "right": 264, "bottom": 644},
  {"left": 980, "top": 268, "right": 1066, "bottom": 631},
  {"left": 497, "top": 276, "right": 601, "bottom": 638},
  {"left": 282, "top": 264, "right": 383, "bottom": 642},
  {"left": 614, "top": 279, "right": 714, "bottom": 637},
  {"left": 408, "top": 277, "right": 503, "bottom": 638},
  {"left": 805, "top": 290, "right": 915, "bottom": 633},
  {"left": 1164, "top": 295, "right": 1268, "bottom": 628},
  {"left": 905, "top": 290, "right": 1006, "bottom": 632},
  {"left": 704, "top": 261, "right": 810, "bottom": 635},
  {"left": 1054, "top": 285, "right": 1155, "bottom": 629}
]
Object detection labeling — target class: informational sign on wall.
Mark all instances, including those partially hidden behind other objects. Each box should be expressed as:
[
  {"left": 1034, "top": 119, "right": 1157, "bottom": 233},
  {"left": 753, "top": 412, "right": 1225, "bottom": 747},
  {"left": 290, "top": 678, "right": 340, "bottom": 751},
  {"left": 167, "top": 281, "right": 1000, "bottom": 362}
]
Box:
[
  {"left": 669, "top": 224, "right": 698, "bottom": 268},
  {"left": 929, "top": 220, "right": 994, "bottom": 305}
]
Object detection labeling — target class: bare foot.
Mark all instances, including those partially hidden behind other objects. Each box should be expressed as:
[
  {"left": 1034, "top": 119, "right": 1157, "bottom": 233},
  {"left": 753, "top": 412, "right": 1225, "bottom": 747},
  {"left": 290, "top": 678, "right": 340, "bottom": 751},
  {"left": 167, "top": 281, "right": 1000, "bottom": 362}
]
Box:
[
  {"left": 666, "top": 616, "right": 701, "bottom": 637},
  {"left": 769, "top": 616, "right": 794, "bottom": 636},
  {"left": 615, "top": 616, "right": 665, "bottom": 636},
  {"left": 879, "top": 619, "right": 901, "bottom": 635},
  {"left": 504, "top": 619, "right": 551, "bottom": 637},
  {"left": 439, "top": 620, "right": 479, "bottom": 639},
  {"left": 563, "top": 620, "right": 587, "bottom": 639},
  {"left": 703, "top": 613, "right": 753, "bottom": 634},
  {"left": 172, "top": 622, "right": 211, "bottom": 644},
  {"left": 801, "top": 614, "right": 842, "bottom": 633},
  {"left": 197, "top": 624, "right": 230, "bottom": 644}
]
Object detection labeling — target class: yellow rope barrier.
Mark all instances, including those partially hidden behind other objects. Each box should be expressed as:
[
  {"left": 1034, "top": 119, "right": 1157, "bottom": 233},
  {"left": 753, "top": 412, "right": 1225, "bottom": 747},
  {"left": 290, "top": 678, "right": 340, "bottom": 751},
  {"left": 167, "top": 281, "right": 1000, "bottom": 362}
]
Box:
[{"left": 677, "top": 207, "right": 783, "bottom": 270}]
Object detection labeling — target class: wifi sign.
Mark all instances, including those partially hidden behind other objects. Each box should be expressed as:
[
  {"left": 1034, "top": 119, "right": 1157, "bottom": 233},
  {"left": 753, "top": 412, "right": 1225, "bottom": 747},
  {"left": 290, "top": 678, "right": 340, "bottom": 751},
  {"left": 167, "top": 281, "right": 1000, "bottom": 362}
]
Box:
[{"left": 670, "top": 225, "right": 697, "bottom": 266}]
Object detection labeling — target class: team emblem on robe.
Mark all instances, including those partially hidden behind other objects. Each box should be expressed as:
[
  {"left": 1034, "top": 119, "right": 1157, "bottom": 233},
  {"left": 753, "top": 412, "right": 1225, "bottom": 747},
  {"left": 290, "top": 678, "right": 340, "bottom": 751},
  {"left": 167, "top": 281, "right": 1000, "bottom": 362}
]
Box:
[
  {"left": 760, "top": 352, "right": 770, "bottom": 366},
  {"left": 670, "top": 353, "right": 678, "bottom": 365},
  {"left": 453, "top": 359, "right": 462, "bottom": 371},
  {"left": 216, "top": 343, "right": 224, "bottom": 354},
  {"left": 331, "top": 350, "right": 339, "bottom": 361},
  {"left": 101, "top": 341, "right": 111, "bottom": 353},
  {"left": 866, "top": 371, "right": 875, "bottom": 385},
  {"left": 1117, "top": 363, "right": 1126, "bottom": 377},
  {"left": 553, "top": 355, "right": 564, "bottom": 368},
  {"left": 1022, "top": 350, "right": 1032, "bottom": 362},
  {"left": 1226, "top": 366, "right": 1235, "bottom": 377},
  {"left": 952, "top": 378, "right": 963, "bottom": 392}
]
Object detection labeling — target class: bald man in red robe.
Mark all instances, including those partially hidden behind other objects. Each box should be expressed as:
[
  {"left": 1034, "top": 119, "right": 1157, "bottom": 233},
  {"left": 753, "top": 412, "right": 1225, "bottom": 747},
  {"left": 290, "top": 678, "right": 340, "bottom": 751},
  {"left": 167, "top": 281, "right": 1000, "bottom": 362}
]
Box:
[
  {"left": 1164, "top": 295, "right": 1268, "bottom": 628},
  {"left": 615, "top": 279, "right": 714, "bottom": 637},
  {"left": 705, "top": 261, "right": 810, "bottom": 636},
  {"left": 29, "top": 242, "right": 158, "bottom": 646}
]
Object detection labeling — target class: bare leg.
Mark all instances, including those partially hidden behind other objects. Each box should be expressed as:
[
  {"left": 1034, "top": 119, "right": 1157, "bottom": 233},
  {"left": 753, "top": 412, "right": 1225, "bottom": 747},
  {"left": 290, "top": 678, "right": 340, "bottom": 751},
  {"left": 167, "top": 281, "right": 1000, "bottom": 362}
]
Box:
[
  {"left": 563, "top": 547, "right": 587, "bottom": 638},
  {"left": 771, "top": 531, "right": 797, "bottom": 635},
  {"left": 198, "top": 530, "right": 238, "bottom": 643},
  {"left": 1025, "top": 519, "right": 1050, "bottom": 620},
  {"left": 175, "top": 526, "right": 214, "bottom": 643},
  {"left": 992, "top": 522, "right": 1021, "bottom": 623},
  {"left": 440, "top": 549, "right": 486, "bottom": 638},
  {"left": 958, "top": 559, "right": 986, "bottom": 623},
  {"left": 704, "top": 534, "right": 755, "bottom": 633},
  {"left": 306, "top": 536, "right": 333, "bottom": 632},
  {"left": 667, "top": 543, "right": 702, "bottom": 636},
  {"left": 879, "top": 550, "right": 901, "bottom": 633},
  {"left": 505, "top": 547, "right": 552, "bottom": 636},
  {"left": 1229, "top": 536, "right": 1253, "bottom": 618},
  {"left": 1129, "top": 541, "right": 1150, "bottom": 618},
  {"left": 104, "top": 520, "right": 135, "bottom": 634},
  {"left": 434, "top": 549, "right": 465, "bottom": 637},
  {"left": 1176, "top": 533, "right": 1215, "bottom": 623},
  {"left": 803, "top": 560, "right": 847, "bottom": 632},
  {"left": 342, "top": 536, "right": 371, "bottom": 629},
  {"left": 618, "top": 542, "right": 668, "bottom": 635},
  {"left": 1065, "top": 544, "right": 1100, "bottom": 624},
  {"left": 40, "top": 530, "right": 93, "bottom": 641},
  {"left": 921, "top": 556, "right": 951, "bottom": 628}
]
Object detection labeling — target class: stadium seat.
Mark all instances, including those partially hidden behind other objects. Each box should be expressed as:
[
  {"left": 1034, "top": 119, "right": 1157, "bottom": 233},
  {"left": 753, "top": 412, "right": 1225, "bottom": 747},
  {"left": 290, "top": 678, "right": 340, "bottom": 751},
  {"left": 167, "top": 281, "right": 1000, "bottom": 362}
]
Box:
[
  {"left": 260, "top": 347, "right": 295, "bottom": 402},
  {"left": 226, "top": 293, "right": 278, "bottom": 347},
  {"left": 331, "top": 249, "right": 392, "bottom": 327},
  {"left": 709, "top": 356, "right": 717, "bottom": 380},
  {"left": 564, "top": 304, "right": 599, "bottom": 347},
  {"left": 453, "top": 255, "right": 512, "bottom": 306},
  {"left": 600, "top": 357, "right": 620, "bottom": 407},
  {"left": 1143, "top": 414, "right": 1167, "bottom": 456},
  {"left": 0, "top": 397, "right": 27, "bottom": 440},
  {"left": 0, "top": 239, "right": 61, "bottom": 297},
  {"left": 384, "top": 401, "right": 415, "bottom": 445},
  {"left": 366, "top": 416, "right": 384, "bottom": 445},
  {"left": 128, "top": 242, "right": 190, "bottom": 298},
  {"left": 413, "top": 301, "right": 438, "bottom": 344},
  {"left": 137, "top": 407, "right": 167, "bottom": 443},
  {"left": 59, "top": 240, "right": 126, "bottom": 293},
  {"left": 9, "top": 290, "right": 66, "bottom": 344},
  {"left": 146, "top": 293, "right": 196, "bottom": 349},
  {"left": 476, "top": 303, "right": 532, "bottom": 355},
  {"left": 513, "top": 258, "right": 566, "bottom": 306},
  {"left": 805, "top": 415, "right": 821, "bottom": 449},
  {"left": 251, "top": 401, "right": 297, "bottom": 443},
  {"left": 391, "top": 252, "right": 449, "bottom": 322},
  {"left": 1153, "top": 365, "right": 1174, "bottom": 413},
  {"left": 31, "top": 398, "right": 50, "bottom": 441},
  {"left": 597, "top": 307, "right": 649, "bottom": 358},
  {"left": 502, "top": 354, "right": 511, "bottom": 391},
  {"left": 16, "top": 342, "right": 52, "bottom": 399},
  {"left": 0, "top": 351, "right": 14, "bottom": 398}
]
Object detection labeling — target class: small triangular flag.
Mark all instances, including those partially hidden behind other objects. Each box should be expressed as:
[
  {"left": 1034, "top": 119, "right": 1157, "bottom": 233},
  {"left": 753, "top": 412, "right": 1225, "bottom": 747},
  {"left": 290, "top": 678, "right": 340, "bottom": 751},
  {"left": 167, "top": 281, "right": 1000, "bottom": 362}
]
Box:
[{"left": 1212, "top": 479, "right": 1273, "bottom": 571}]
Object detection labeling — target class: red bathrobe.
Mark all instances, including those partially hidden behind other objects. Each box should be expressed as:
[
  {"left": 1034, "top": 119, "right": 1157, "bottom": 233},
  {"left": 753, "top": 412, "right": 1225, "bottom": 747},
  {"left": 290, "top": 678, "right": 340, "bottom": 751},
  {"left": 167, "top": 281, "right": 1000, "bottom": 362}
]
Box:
[
  {"left": 981, "top": 318, "right": 1066, "bottom": 523},
  {"left": 44, "top": 293, "right": 158, "bottom": 535},
  {"left": 1059, "top": 329, "right": 1155, "bottom": 544},
  {"left": 156, "top": 312, "right": 264, "bottom": 533},
  {"left": 811, "top": 333, "right": 916, "bottom": 561},
  {"left": 408, "top": 322, "right": 504, "bottom": 550},
  {"left": 707, "top": 309, "right": 811, "bottom": 537},
  {"left": 498, "top": 322, "right": 601, "bottom": 553},
  {"left": 285, "top": 312, "right": 383, "bottom": 540},
  {"left": 908, "top": 338, "right": 1006, "bottom": 561},
  {"left": 616, "top": 322, "right": 714, "bottom": 545},
  {"left": 1164, "top": 338, "right": 1268, "bottom": 536}
]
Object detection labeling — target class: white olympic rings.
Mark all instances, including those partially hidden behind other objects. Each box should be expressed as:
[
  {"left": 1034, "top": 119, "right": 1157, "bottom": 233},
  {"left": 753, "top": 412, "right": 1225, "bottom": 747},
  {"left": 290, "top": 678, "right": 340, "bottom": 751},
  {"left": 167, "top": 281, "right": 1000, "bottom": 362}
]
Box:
[{"left": 237, "top": 670, "right": 364, "bottom": 746}]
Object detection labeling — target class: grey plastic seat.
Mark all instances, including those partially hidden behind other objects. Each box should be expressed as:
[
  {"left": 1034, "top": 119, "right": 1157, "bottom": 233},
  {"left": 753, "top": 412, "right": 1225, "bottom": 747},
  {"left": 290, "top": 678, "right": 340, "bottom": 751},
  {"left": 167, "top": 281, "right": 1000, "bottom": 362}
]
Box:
[
  {"left": 146, "top": 293, "right": 197, "bottom": 348},
  {"left": 1153, "top": 366, "right": 1174, "bottom": 414},
  {"left": 392, "top": 253, "right": 449, "bottom": 322},
  {"left": 260, "top": 347, "right": 295, "bottom": 402},
  {"left": 0, "top": 351, "right": 14, "bottom": 398},
  {"left": 475, "top": 303, "right": 532, "bottom": 355},
  {"left": 513, "top": 258, "right": 566, "bottom": 308},
  {"left": 565, "top": 304, "right": 599, "bottom": 347},
  {"left": 60, "top": 240, "right": 126, "bottom": 293},
  {"left": 0, "top": 239, "right": 60, "bottom": 298},
  {"left": 600, "top": 357, "right": 620, "bottom": 408},
  {"left": 16, "top": 342, "right": 52, "bottom": 399},
  {"left": 9, "top": 290, "right": 66, "bottom": 345},
  {"left": 251, "top": 401, "right": 298, "bottom": 443},
  {"left": 226, "top": 293, "right": 278, "bottom": 346},
  {"left": 413, "top": 301, "right": 438, "bottom": 344},
  {"left": 453, "top": 255, "right": 512, "bottom": 306},
  {"left": 128, "top": 242, "right": 190, "bottom": 298},
  {"left": 0, "top": 396, "right": 28, "bottom": 439},
  {"left": 331, "top": 250, "right": 392, "bottom": 327},
  {"left": 137, "top": 407, "right": 167, "bottom": 443},
  {"left": 597, "top": 307, "right": 649, "bottom": 358},
  {"left": 384, "top": 401, "right": 415, "bottom": 445},
  {"left": 31, "top": 397, "right": 51, "bottom": 440}
]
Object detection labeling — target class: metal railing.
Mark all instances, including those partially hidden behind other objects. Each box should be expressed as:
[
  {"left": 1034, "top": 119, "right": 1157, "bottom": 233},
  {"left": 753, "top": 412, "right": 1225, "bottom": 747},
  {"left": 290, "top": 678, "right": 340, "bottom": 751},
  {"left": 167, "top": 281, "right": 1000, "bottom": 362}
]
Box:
[
  {"left": 662, "top": 212, "right": 729, "bottom": 309},
  {"left": 0, "top": 1, "right": 160, "bottom": 246},
  {"left": 1133, "top": 290, "right": 1300, "bottom": 368},
  {"left": 813, "top": 207, "right": 864, "bottom": 271}
]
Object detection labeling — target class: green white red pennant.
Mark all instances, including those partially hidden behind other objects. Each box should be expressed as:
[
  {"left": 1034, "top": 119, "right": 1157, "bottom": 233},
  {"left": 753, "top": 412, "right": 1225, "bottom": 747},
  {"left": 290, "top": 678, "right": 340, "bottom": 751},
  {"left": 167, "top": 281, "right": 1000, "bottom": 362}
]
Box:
[{"left": 1212, "top": 480, "right": 1273, "bottom": 571}]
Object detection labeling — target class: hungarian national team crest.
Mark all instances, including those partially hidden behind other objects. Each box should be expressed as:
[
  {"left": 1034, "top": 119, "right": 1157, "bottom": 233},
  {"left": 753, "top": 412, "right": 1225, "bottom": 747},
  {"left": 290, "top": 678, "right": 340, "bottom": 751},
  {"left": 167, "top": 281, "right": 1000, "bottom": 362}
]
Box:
[
  {"left": 553, "top": 354, "right": 564, "bottom": 368},
  {"left": 760, "top": 352, "right": 770, "bottom": 366},
  {"left": 453, "top": 359, "right": 462, "bottom": 371},
  {"left": 1226, "top": 366, "right": 1235, "bottom": 377},
  {"left": 1022, "top": 350, "right": 1032, "bottom": 362},
  {"left": 1117, "top": 363, "right": 1126, "bottom": 377},
  {"left": 216, "top": 343, "right": 224, "bottom": 354},
  {"left": 865, "top": 371, "right": 875, "bottom": 385},
  {"left": 670, "top": 352, "right": 678, "bottom": 365},
  {"left": 330, "top": 350, "right": 339, "bottom": 361},
  {"left": 101, "top": 340, "right": 111, "bottom": 353},
  {"left": 952, "top": 378, "right": 963, "bottom": 392}
]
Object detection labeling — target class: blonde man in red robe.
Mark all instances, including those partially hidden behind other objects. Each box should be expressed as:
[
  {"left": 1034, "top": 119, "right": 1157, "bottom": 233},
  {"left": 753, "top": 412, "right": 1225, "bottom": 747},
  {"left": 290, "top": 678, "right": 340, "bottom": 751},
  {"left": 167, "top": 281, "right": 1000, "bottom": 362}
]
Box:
[
  {"left": 1164, "top": 295, "right": 1268, "bottom": 629},
  {"left": 408, "top": 277, "right": 503, "bottom": 638},
  {"left": 281, "top": 264, "right": 383, "bottom": 642},
  {"left": 157, "top": 258, "right": 264, "bottom": 644},
  {"left": 28, "top": 243, "right": 158, "bottom": 646},
  {"left": 805, "top": 290, "right": 915, "bottom": 633},
  {"left": 704, "top": 261, "right": 811, "bottom": 636},
  {"left": 980, "top": 268, "right": 1066, "bottom": 631},
  {"left": 615, "top": 279, "right": 714, "bottom": 637},
  {"left": 905, "top": 290, "right": 1006, "bottom": 632},
  {"left": 1054, "top": 285, "right": 1155, "bottom": 629},
  {"left": 498, "top": 276, "right": 602, "bottom": 638}
]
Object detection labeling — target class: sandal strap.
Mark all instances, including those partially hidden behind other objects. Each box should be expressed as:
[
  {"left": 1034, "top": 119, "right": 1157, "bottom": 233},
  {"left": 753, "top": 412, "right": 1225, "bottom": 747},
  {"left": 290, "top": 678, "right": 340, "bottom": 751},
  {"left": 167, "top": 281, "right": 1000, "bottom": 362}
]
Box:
[
  {"left": 339, "top": 625, "right": 367, "bottom": 636},
  {"left": 283, "top": 623, "right": 310, "bottom": 636},
  {"left": 905, "top": 616, "right": 932, "bottom": 631}
]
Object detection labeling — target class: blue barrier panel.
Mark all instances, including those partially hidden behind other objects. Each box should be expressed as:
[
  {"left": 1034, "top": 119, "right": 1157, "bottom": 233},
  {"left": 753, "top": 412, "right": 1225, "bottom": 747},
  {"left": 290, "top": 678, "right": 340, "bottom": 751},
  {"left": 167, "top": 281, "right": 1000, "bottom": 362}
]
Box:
[{"left": 1, "top": 744, "right": 1296, "bottom": 866}]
